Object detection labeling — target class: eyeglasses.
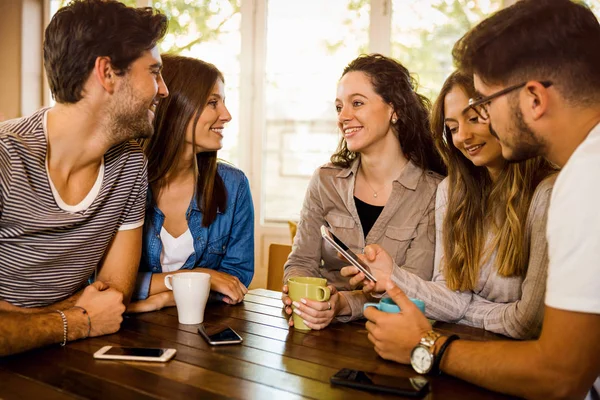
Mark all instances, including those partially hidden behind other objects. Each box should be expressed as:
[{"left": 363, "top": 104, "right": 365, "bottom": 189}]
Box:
[{"left": 464, "top": 81, "right": 553, "bottom": 121}]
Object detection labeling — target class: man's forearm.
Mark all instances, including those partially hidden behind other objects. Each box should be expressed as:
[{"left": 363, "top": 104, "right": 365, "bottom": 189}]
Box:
[
  {"left": 0, "top": 290, "right": 83, "bottom": 314},
  {"left": 0, "top": 308, "right": 87, "bottom": 356},
  {"left": 440, "top": 339, "right": 566, "bottom": 399},
  {"left": 36, "top": 291, "right": 83, "bottom": 312}
]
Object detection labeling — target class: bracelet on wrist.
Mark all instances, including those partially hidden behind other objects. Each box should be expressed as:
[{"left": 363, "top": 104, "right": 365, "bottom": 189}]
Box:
[
  {"left": 55, "top": 310, "right": 68, "bottom": 346},
  {"left": 72, "top": 306, "right": 91, "bottom": 338},
  {"left": 432, "top": 334, "right": 459, "bottom": 375}
]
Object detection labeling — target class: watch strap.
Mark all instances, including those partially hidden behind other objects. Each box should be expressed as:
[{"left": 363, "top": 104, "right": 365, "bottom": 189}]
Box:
[
  {"left": 420, "top": 330, "right": 441, "bottom": 348},
  {"left": 431, "top": 334, "right": 459, "bottom": 375}
]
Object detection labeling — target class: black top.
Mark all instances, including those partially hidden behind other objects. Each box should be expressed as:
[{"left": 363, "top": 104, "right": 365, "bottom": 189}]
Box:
[{"left": 354, "top": 196, "right": 384, "bottom": 238}]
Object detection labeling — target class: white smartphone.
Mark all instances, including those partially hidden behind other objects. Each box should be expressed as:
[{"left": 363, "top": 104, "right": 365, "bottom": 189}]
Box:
[
  {"left": 198, "top": 325, "right": 243, "bottom": 345},
  {"left": 93, "top": 346, "right": 176, "bottom": 362},
  {"left": 320, "top": 225, "right": 377, "bottom": 282}
]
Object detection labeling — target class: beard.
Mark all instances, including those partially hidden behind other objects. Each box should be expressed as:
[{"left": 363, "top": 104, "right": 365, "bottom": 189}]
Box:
[
  {"left": 106, "top": 80, "right": 155, "bottom": 144},
  {"left": 491, "top": 105, "right": 545, "bottom": 163},
  {"left": 110, "top": 106, "right": 154, "bottom": 142}
]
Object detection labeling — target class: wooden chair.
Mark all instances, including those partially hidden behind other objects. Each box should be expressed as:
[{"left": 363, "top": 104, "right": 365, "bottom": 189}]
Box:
[{"left": 267, "top": 243, "right": 292, "bottom": 291}]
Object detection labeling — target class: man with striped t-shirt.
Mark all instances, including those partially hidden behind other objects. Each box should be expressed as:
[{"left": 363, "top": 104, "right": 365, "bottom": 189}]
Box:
[{"left": 0, "top": 0, "right": 168, "bottom": 356}]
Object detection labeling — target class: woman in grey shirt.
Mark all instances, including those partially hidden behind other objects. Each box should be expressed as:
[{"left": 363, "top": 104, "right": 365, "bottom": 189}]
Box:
[
  {"left": 345, "top": 71, "right": 557, "bottom": 339},
  {"left": 281, "top": 54, "right": 446, "bottom": 329}
]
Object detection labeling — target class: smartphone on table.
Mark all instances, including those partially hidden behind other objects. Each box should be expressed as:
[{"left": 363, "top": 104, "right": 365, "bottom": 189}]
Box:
[
  {"left": 198, "top": 324, "right": 243, "bottom": 345},
  {"left": 320, "top": 225, "right": 377, "bottom": 282},
  {"left": 93, "top": 346, "right": 176, "bottom": 362},
  {"left": 330, "top": 368, "right": 429, "bottom": 397}
]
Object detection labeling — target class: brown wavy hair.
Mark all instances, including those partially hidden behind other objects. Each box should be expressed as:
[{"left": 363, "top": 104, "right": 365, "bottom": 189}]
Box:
[
  {"left": 143, "top": 54, "right": 227, "bottom": 227},
  {"left": 431, "top": 71, "right": 557, "bottom": 291},
  {"left": 331, "top": 54, "right": 446, "bottom": 175}
]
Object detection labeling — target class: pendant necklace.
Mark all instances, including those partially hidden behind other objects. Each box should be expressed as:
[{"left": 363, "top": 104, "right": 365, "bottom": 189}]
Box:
[{"left": 361, "top": 170, "right": 386, "bottom": 198}]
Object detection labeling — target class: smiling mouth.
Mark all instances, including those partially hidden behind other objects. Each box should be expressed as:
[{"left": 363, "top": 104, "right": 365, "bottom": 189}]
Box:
[
  {"left": 465, "top": 143, "right": 485, "bottom": 155},
  {"left": 343, "top": 126, "right": 362, "bottom": 136},
  {"left": 210, "top": 127, "right": 224, "bottom": 135}
]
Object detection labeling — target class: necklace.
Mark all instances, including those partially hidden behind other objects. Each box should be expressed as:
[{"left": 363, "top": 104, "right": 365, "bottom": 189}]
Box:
[{"left": 360, "top": 170, "right": 386, "bottom": 198}]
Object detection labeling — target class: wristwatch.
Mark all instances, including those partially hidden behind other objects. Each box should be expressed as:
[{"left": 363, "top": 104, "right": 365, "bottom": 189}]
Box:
[{"left": 410, "top": 330, "right": 441, "bottom": 374}]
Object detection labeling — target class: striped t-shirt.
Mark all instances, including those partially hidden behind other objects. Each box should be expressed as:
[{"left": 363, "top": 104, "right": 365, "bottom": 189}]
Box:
[{"left": 0, "top": 108, "right": 147, "bottom": 307}]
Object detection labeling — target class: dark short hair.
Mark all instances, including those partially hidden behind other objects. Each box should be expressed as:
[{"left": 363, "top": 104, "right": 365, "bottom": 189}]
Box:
[
  {"left": 331, "top": 54, "right": 446, "bottom": 175},
  {"left": 44, "top": 0, "right": 168, "bottom": 104},
  {"left": 453, "top": 0, "right": 600, "bottom": 105}
]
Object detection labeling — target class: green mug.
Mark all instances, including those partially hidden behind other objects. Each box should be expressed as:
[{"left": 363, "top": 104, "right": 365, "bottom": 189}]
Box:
[{"left": 287, "top": 277, "right": 331, "bottom": 331}]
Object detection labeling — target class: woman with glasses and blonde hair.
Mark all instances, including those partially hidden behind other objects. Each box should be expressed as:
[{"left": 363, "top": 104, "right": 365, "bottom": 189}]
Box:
[
  {"left": 127, "top": 55, "right": 254, "bottom": 313},
  {"left": 344, "top": 71, "right": 557, "bottom": 339}
]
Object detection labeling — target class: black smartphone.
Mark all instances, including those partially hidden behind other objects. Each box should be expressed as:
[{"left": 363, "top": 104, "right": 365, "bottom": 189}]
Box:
[
  {"left": 330, "top": 368, "right": 429, "bottom": 397},
  {"left": 198, "top": 324, "right": 243, "bottom": 345},
  {"left": 320, "top": 225, "right": 377, "bottom": 282}
]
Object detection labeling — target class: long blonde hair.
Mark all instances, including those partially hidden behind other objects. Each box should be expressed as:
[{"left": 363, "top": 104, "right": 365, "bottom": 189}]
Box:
[{"left": 431, "top": 71, "right": 556, "bottom": 291}]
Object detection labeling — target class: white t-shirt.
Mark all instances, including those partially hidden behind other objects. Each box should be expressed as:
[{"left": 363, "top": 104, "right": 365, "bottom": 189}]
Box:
[
  {"left": 546, "top": 122, "right": 600, "bottom": 399},
  {"left": 160, "top": 227, "right": 195, "bottom": 272}
]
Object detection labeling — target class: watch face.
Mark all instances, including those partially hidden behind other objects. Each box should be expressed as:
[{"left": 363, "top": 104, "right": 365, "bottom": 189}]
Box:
[{"left": 411, "top": 346, "right": 434, "bottom": 374}]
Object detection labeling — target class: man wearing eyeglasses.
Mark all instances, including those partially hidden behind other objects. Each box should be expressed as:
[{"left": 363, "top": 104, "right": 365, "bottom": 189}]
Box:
[{"left": 359, "top": 0, "right": 600, "bottom": 399}]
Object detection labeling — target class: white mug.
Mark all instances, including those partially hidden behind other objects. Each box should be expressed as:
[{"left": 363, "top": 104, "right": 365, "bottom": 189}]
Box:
[{"left": 164, "top": 272, "right": 211, "bottom": 325}]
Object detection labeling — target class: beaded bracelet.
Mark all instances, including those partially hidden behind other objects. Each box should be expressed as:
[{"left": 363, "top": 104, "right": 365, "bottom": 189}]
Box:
[
  {"left": 72, "top": 306, "right": 92, "bottom": 338},
  {"left": 55, "top": 310, "right": 68, "bottom": 346}
]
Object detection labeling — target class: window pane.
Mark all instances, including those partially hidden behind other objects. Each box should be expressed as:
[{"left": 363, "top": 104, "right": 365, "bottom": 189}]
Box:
[
  {"left": 263, "top": 0, "right": 369, "bottom": 222},
  {"left": 153, "top": 0, "right": 242, "bottom": 166},
  {"left": 391, "top": 0, "right": 503, "bottom": 100}
]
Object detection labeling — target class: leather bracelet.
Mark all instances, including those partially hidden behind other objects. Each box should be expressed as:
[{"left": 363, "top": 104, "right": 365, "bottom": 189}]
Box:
[
  {"left": 71, "top": 306, "right": 91, "bottom": 339},
  {"left": 55, "top": 310, "right": 68, "bottom": 346},
  {"left": 432, "top": 334, "right": 459, "bottom": 375}
]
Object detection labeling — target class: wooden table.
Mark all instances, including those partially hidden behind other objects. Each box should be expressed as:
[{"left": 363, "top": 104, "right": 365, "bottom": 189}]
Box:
[{"left": 0, "top": 289, "right": 516, "bottom": 399}]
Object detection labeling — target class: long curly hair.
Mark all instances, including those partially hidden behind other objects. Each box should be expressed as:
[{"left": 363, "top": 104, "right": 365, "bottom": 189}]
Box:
[
  {"left": 330, "top": 54, "right": 446, "bottom": 175},
  {"left": 431, "top": 71, "right": 557, "bottom": 291}
]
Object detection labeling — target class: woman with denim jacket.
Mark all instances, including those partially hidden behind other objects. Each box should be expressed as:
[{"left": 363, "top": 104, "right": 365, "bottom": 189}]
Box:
[
  {"left": 281, "top": 54, "right": 446, "bottom": 329},
  {"left": 128, "top": 55, "right": 254, "bottom": 313}
]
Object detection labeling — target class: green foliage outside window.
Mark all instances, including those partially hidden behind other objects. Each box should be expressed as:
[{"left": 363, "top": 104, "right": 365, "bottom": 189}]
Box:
[{"left": 151, "top": 0, "right": 240, "bottom": 54}]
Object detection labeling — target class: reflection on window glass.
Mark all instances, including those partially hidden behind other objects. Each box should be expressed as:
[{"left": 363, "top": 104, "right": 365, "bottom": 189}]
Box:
[
  {"left": 391, "top": 0, "right": 502, "bottom": 101},
  {"left": 264, "top": 0, "right": 369, "bottom": 222},
  {"left": 153, "top": 0, "right": 241, "bottom": 166}
]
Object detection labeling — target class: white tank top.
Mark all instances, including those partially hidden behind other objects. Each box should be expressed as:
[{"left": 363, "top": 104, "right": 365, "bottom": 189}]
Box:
[{"left": 159, "top": 227, "right": 195, "bottom": 272}]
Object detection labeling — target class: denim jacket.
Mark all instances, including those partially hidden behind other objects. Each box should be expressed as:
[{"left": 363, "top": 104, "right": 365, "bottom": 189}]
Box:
[{"left": 133, "top": 162, "right": 255, "bottom": 300}]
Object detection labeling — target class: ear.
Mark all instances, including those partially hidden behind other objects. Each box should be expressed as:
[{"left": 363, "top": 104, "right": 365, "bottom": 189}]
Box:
[
  {"left": 93, "top": 56, "right": 117, "bottom": 94},
  {"left": 523, "top": 81, "right": 550, "bottom": 121}
]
